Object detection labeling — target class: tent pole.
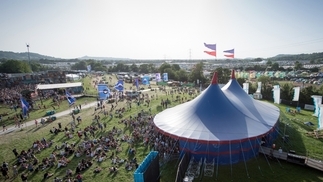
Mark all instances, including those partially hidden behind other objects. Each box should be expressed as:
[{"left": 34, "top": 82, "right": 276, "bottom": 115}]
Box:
[
  {"left": 248, "top": 138, "right": 264, "bottom": 176},
  {"left": 256, "top": 137, "right": 274, "bottom": 173},
  {"left": 240, "top": 140, "right": 250, "bottom": 178},
  {"left": 215, "top": 142, "right": 220, "bottom": 180},
  {"left": 229, "top": 140, "right": 233, "bottom": 180}
]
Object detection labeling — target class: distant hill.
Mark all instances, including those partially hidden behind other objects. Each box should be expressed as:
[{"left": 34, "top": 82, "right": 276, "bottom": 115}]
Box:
[
  {"left": 0, "top": 51, "right": 59, "bottom": 60},
  {"left": 272, "top": 54, "right": 294, "bottom": 58},
  {"left": 270, "top": 52, "right": 323, "bottom": 61},
  {"left": 78, "top": 56, "right": 131, "bottom": 61}
]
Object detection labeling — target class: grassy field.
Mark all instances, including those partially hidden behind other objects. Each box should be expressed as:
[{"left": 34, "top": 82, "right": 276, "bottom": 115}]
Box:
[{"left": 1, "top": 75, "right": 323, "bottom": 182}]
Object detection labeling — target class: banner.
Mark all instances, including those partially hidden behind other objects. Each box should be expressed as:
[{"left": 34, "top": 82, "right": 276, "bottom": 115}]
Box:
[
  {"left": 65, "top": 90, "right": 76, "bottom": 106},
  {"left": 256, "top": 82, "right": 262, "bottom": 94},
  {"left": 98, "top": 84, "right": 110, "bottom": 100},
  {"left": 155, "top": 73, "right": 161, "bottom": 82},
  {"left": 142, "top": 76, "right": 150, "bottom": 85},
  {"left": 272, "top": 85, "right": 280, "bottom": 104},
  {"left": 243, "top": 83, "right": 249, "bottom": 94},
  {"left": 20, "top": 97, "right": 29, "bottom": 117},
  {"left": 135, "top": 78, "right": 139, "bottom": 90},
  {"left": 163, "top": 73, "right": 168, "bottom": 82},
  {"left": 87, "top": 65, "right": 91, "bottom": 72},
  {"left": 292, "top": 87, "right": 300, "bottom": 101},
  {"left": 318, "top": 104, "right": 323, "bottom": 129},
  {"left": 311, "top": 95, "right": 322, "bottom": 117},
  {"left": 114, "top": 80, "right": 124, "bottom": 92}
]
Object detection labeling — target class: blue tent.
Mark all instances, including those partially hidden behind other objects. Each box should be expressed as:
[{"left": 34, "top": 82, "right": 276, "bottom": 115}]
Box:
[{"left": 153, "top": 70, "right": 279, "bottom": 164}]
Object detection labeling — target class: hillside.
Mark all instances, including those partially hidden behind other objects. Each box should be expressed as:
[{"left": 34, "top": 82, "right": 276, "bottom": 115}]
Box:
[{"left": 0, "top": 51, "right": 59, "bottom": 60}]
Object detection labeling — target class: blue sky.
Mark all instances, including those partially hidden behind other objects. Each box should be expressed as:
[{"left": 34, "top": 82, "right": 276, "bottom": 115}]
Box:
[{"left": 1, "top": 0, "right": 323, "bottom": 59}]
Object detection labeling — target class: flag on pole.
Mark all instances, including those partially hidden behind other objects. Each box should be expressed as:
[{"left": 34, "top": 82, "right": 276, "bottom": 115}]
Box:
[
  {"left": 114, "top": 80, "right": 124, "bottom": 92},
  {"left": 256, "top": 82, "right": 262, "bottom": 94},
  {"left": 65, "top": 90, "right": 76, "bottom": 105},
  {"left": 142, "top": 76, "right": 150, "bottom": 85},
  {"left": 311, "top": 95, "right": 322, "bottom": 117},
  {"left": 98, "top": 84, "right": 110, "bottom": 100},
  {"left": 318, "top": 104, "right": 323, "bottom": 129},
  {"left": 203, "top": 43, "right": 216, "bottom": 57},
  {"left": 155, "top": 73, "right": 161, "bottom": 82},
  {"left": 20, "top": 97, "right": 29, "bottom": 117},
  {"left": 135, "top": 78, "right": 139, "bottom": 90},
  {"left": 243, "top": 83, "right": 249, "bottom": 94},
  {"left": 87, "top": 65, "right": 91, "bottom": 72},
  {"left": 292, "top": 87, "right": 300, "bottom": 101},
  {"left": 163, "top": 73, "right": 168, "bottom": 82},
  {"left": 272, "top": 85, "right": 280, "bottom": 104},
  {"left": 223, "top": 49, "right": 234, "bottom": 58}
]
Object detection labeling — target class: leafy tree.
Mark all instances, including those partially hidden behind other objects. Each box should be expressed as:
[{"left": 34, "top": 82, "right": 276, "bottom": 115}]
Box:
[
  {"left": 71, "top": 61, "right": 87, "bottom": 70},
  {"left": 257, "top": 76, "right": 272, "bottom": 100},
  {"left": 147, "top": 63, "right": 157, "bottom": 73},
  {"left": 236, "top": 78, "right": 245, "bottom": 87},
  {"left": 130, "top": 64, "right": 139, "bottom": 72},
  {"left": 158, "top": 63, "right": 171, "bottom": 74},
  {"left": 189, "top": 62, "right": 206, "bottom": 84},
  {"left": 139, "top": 64, "right": 149, "bottom": 73},
  {"left": 299, "top": 86, "right": 320, "bottom": 105},
  {"left": 0, "top": 60, "right": 32, "bottom": 73},
  {"left": 271, "top": 62, "right": 279, "bottom": 71},
  {"left": 175, "top": 70, "right": 188, "bottom": 82},
  {"left": 215, "top": 67, "right": 230, "bottom": 84},
  {"left": 280, "top": 83, "right": 293, "bottom": 101},
  {"left": 164, "top": 68, "right": 175, "bottom": 80},
  {"left": 171, "top": 64, "right": 181, "bottom": 71},
  {"left": 294, "top": 61, "right": 303, "bottom": 71}
]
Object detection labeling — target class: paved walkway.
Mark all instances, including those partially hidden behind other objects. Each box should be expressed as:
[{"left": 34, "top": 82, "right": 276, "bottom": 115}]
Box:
[{"left": 0, "top": 101, "right": 97, "bottom": 135}]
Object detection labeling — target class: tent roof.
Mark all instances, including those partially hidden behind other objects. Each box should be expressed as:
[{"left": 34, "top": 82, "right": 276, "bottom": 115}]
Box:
[
  {"left": 153, "top": 71, "right": 279, "bottom": 143},
  {"left": 36, "top": 82, "right": 82, "bottom": 90}
]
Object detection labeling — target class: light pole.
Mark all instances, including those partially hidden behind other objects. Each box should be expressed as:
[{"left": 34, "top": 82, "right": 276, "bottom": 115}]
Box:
[{"left": 26, "top": 44, "right": 32, "bottom": 71}]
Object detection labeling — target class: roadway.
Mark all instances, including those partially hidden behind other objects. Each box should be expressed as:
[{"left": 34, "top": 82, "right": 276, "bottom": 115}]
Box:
[{"left": 0, "top": 101, "right": 97, "bottom": 135}]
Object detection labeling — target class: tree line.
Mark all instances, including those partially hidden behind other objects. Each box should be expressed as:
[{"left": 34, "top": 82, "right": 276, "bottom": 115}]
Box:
[{"left": 1, "top": 60, "right": 322, "bottom": 106}]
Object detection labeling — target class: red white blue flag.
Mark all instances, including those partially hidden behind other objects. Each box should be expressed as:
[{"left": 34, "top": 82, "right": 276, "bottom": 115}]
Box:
[
  {"left": 204, "top": 43, "right": 216, "bottom": 57},
  {"left": 223, "top": 49, "right": 234, "bottom": 58}
]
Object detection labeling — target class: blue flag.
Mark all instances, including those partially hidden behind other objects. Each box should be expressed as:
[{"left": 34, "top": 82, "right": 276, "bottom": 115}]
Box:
[
  {"left": 87, "top": 65, "right": 91, "bottom": 72},
  {"left": 114, "top": 80, "right": 124, "bottom": 92},
  {"left": 65, "top": 90, "right": 76, "bottom": 105},
  {"left": 98, "top": 84, "right": 110, "bottom": 100},
  {"left": 163, "top": 73, "right": 168, "bottom": 82},
  {"left": 142, "top": 76, "right": 150, "bottom": 85},
  {"left": 135, "top": 78, "right": 139, "bottom": 90},
  {"left": 20, "top": 97, "right": 29, "bottom": 117}
]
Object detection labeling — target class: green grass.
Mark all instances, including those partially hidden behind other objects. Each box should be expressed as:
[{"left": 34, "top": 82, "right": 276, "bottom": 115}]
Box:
[{"left": 1, "top": 75, "right": 323, "bottom": 182}]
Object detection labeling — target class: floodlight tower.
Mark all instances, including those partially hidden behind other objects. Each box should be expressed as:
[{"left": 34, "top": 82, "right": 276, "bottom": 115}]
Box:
[{"left": 26, "top": 44, "right": 32, "bottom": 72}]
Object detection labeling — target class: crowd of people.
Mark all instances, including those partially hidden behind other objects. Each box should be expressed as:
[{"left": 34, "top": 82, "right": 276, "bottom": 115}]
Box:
[{"left": 1, "top": 75, "right": 198, "bottom": 181}]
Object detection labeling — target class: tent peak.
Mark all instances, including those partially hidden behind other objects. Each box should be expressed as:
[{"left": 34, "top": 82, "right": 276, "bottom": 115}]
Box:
[
  {"left": 231, "top": 69, "right": 235, "bottom": 79},
  {"left": 211, "top": 72, "right": 218, "bottom": 85}
]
